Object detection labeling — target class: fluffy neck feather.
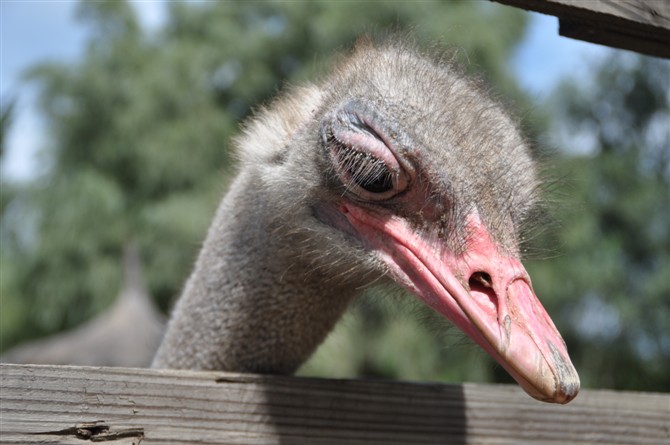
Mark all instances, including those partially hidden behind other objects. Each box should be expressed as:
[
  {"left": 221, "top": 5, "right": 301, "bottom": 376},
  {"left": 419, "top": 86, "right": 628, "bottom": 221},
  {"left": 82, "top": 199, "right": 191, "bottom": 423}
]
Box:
[{"left": 152, "top": 168, "right": 361, "bottom": 372}]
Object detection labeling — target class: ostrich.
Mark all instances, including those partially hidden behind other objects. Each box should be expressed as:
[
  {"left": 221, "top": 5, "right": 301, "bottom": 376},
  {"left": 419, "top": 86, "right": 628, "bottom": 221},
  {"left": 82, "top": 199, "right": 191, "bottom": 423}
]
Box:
[{"left": 152, "top": 39, "right": 580, "bottom": 404}]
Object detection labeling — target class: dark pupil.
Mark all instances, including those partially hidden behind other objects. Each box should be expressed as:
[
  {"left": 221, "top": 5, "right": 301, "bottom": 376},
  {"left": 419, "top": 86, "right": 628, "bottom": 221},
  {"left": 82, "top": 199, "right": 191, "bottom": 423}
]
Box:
[
  {"left": 342, "top": 149, "right": 394, "bottom": 193},
  {"left": 356, "top": 165, "right": 394, "bottom": 193}
]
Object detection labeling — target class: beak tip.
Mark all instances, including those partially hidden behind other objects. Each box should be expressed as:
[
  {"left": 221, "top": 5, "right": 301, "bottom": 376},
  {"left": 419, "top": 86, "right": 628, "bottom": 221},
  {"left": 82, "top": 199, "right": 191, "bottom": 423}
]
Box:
[
  {"left": 523, "top": 371, "right": 580, "bottom": 404},
  {"left": 516, "top": 340, "right": 580, "bottom": 404},
  {"left": 548, "top": 341, "right": 580, "bottom": 403},
  {"left": 525, "top": 376, "right": 580, "bottom": 404},
  {"left": 558, "top": 379, "right": 580, "bottom": 404}
]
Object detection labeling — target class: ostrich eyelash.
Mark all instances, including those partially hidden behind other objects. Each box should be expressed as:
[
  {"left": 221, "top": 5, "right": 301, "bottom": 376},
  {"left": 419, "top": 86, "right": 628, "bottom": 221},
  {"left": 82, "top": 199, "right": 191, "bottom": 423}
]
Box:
[
  {"left": 340, "top": 148, "right": 394, "bottom": 193},
  {"left": 328, "top": 134, "right": 395, "bottom": 195}
]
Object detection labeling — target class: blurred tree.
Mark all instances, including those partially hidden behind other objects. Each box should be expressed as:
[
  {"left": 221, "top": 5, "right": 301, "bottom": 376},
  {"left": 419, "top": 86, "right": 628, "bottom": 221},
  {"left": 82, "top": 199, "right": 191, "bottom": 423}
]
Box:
[
  {"left": 0, "top": 97, "right": 15, "bottom": 158},
  {"left": 1, "top": 0, "right": 233, "bottom": 348},
  {"left": 525, "top": 53, "right": 670, "bottom": 391},
  {"left": 2, "top": 0, "right": 546, "bottom": 387},
  {"left": 1, "top": 96, "right": 21, "bottom": 344},
  {"left": 1, "top": 96, "right": 16, "bottom": 214}
]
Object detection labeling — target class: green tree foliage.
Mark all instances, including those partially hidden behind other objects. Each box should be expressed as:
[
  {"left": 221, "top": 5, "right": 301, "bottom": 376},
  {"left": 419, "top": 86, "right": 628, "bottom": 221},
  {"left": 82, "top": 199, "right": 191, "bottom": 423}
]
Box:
[
  {"left": 0, "top": 97, "right": 15, "bottom": 159},
  {"left": 0, "top": 97, "right": 16, "bottom": 213},
  {"left": 525, "top": 53, "right": 670, "bottom": 391},
  {"left": 2, "top": 1, "right": 233, "bottom": 347}
]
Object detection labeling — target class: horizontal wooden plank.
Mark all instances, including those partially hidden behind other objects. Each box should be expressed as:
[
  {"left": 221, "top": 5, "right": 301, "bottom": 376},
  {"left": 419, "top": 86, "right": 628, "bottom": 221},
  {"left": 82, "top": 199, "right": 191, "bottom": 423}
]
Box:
[
  {"left": 492, "top": 0, "right": 670, "bottom": 57},
  {"left": 0, "top": 364, "right": 668, "bottom": 444}
]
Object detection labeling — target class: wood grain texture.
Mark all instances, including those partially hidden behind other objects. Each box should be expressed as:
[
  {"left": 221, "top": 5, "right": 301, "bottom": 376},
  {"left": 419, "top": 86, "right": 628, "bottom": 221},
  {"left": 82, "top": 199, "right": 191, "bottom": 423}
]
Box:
[
  {"left": 492, "top": 0, "right": 670, "bottom": 57},
  {"left": 1, "top": 364, "right": 668, "bottom": 444}
]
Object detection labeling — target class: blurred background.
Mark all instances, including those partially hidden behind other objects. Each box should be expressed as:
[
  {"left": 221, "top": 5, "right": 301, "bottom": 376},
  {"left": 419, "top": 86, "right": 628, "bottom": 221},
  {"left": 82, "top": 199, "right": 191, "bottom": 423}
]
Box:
[{"left": 1, "top": 1, "right": 668, "bottom": 392}]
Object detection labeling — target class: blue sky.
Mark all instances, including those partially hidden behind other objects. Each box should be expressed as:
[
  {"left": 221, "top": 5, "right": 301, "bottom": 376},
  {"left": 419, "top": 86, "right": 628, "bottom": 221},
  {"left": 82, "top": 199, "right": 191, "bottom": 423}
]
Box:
[{"left": 1, "top": 1, "right": 611, "bottom": 182}]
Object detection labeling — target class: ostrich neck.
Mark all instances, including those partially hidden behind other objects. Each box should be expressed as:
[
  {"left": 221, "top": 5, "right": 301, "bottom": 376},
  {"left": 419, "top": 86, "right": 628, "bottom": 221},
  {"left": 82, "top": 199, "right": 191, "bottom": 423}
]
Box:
[{"left": 152, "top": 170, "right": 359, "bottom": 372}]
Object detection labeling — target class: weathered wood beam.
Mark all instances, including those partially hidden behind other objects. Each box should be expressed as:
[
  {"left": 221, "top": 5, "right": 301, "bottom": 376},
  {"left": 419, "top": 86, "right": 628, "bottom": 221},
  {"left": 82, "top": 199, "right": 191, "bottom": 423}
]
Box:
[
  {"left": 492, "top": 0, "right": 670, "bottom": 58},
  {"left": 1, "top": 364, "right": 668, "bottom": 444}
]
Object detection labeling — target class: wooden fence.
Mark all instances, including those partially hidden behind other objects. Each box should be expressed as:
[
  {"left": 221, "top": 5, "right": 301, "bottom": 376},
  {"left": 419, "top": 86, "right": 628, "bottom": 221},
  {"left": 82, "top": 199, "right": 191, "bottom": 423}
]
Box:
[
  {"left": 493, "top": 0, "right": 670, "bottom": 58},
  {"left": 1, "top": 364, "right": 667, "bottom": 444}
]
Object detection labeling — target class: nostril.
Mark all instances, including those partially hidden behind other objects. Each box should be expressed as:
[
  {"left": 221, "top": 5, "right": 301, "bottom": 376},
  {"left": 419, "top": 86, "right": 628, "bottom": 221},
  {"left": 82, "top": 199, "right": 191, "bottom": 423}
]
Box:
[
  {"left": 469, "top": 272, "right": 498, "bottom": 315},
  {"left": 470, "top": 271, "right": 493, "bottom": 289}
]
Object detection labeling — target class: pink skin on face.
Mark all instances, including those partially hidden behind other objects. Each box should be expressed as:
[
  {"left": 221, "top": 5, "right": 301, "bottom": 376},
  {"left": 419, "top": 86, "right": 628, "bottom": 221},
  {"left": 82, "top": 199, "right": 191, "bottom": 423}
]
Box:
[{"left": 340, "top": 203, "right": 580, "bottom": 404}]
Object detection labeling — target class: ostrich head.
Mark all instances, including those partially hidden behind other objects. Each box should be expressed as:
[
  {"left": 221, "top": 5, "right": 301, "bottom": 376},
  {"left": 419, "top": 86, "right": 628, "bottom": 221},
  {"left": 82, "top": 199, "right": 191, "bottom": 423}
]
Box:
[{"left": 154, "top": 38, "right": 579, "bottom": 404}]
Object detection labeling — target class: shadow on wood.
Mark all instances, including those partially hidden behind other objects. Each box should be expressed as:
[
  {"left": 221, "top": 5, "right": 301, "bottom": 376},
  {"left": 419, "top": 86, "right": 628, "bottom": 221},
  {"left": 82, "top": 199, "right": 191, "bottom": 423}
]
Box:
[
  {"left": 263, "top": 374, "right": 466, "bottom": 445},
  {"left": 1, "top": 364, "right": 668, "bottom": 444}
]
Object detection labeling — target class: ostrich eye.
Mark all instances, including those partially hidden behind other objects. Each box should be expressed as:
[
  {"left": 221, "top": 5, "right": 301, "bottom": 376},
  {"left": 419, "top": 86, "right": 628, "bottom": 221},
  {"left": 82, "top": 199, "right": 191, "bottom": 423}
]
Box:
[
  {"left": 340, "top": 148, "right": 394, "bottom": 194},
  {"left": 322, "top": 106, "right": 411, "bottom": 201}
]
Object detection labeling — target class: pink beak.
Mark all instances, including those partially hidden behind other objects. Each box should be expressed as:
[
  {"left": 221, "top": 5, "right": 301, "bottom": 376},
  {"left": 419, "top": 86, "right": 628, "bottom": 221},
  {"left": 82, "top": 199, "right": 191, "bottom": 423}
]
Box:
[{"left": 341, "top": 203, "right": 580, "bottom": 404}]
